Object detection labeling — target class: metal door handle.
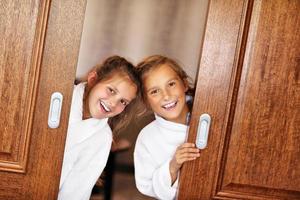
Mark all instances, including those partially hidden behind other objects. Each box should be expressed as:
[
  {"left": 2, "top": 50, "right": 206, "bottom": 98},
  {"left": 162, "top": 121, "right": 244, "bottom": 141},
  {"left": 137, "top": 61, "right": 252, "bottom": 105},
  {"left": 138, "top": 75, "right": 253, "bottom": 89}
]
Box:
[
  {"left": 48, "top": 92, "right": 63, "bottom": 129},
  {"left": 196, "top": 113, "right": 211, "bottom": 149}
]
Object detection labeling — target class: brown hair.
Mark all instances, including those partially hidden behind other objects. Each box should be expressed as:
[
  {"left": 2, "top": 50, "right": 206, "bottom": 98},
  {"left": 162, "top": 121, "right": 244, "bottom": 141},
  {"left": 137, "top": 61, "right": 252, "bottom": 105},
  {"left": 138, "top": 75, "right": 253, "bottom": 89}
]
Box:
[
  {"left": 136, "top": 55, "right": 194, "bottom": 103},
  {"left": 82, "top": 55, "right": 142, "bottom": 134}
]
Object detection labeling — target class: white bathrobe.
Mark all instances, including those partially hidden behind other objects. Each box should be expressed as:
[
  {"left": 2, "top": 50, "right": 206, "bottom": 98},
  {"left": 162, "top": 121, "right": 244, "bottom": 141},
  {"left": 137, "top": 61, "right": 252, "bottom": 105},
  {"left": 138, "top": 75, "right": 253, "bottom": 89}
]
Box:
[
  {"left": 58, "top": 83, "right": 112, "bottom": 200},
  {"left": 134, "top": 115, "right": 188, "bottom": 200}
]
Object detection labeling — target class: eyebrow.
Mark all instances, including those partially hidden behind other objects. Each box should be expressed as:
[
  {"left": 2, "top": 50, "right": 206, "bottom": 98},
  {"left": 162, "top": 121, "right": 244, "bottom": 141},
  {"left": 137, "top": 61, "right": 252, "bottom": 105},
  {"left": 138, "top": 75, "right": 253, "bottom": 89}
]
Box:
[
  {"left": 146, "top": 77, "right": 179, "bottom": 93},
  {"left": 123, "top": 99, "right": 131, "bottom": 103},
  {"left": 116, "top": 89, "right": 133, "bottom": 103},
  {"left": 110, "top": 83, "right": 136, "bottom": 102}
]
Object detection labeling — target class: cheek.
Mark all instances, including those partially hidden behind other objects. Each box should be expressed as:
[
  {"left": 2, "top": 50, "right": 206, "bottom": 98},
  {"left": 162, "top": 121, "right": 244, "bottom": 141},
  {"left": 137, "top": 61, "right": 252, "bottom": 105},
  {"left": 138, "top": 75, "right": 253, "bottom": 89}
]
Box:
[
  {"left": 114, "top": 105, "right": 125, "bottom": 115},
  {"left": 90, "top": 90, "right": 107, "bottom": 102},
  {"left": 100, "top": 90, "right": 110, "bottom": 99},
  {"left": 146, "top": 96, "right": 154, "bottom": 105},
  {"left": 174, "top": 86, "right": 186, "bottom": 96},
  {"left": 147, "top": 97, "right": 161, "bottom": 110}
]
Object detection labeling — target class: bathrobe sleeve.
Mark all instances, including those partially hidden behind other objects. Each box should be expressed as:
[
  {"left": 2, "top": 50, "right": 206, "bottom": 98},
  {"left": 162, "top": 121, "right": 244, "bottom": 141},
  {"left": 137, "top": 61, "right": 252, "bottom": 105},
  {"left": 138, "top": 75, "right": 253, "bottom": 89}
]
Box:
[
  {"left": 134, "top": 135, "right": 178, "bottom": 200},
  {"left": 58, "top": 125, "right": 112, "bottom": 200}
]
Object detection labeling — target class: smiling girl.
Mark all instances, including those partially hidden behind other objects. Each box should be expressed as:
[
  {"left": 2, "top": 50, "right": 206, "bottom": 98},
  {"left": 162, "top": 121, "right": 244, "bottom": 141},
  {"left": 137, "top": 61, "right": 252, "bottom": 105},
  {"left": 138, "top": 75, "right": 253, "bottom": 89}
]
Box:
[
  {"left": 58, "top": 56, "right": 141, "bottom": 200},
  {"left": 134, "top": 55, "right": 200, "bottom": 200}
]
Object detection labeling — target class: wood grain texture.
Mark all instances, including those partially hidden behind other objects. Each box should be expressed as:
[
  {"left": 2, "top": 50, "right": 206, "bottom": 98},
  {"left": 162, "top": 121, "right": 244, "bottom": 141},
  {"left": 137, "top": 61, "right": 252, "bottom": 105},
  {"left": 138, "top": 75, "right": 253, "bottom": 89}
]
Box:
[
  {"left": 0, "top": 0, "right": 87, "bottom": 199},
  {"left": 22, "top": 0, "right": 87, "bottom": 199},
  {"left": 178, "top": 0, "right": 248, "bottom": 198},
  {"left": 222, "top": 0, "right": 300, "bottom": 197},
  {"left": 178, "top": 0, "right": 300, "bottom": 199},
  {"left": 0, "top": 0, "right": 42, "bottom": 173}
]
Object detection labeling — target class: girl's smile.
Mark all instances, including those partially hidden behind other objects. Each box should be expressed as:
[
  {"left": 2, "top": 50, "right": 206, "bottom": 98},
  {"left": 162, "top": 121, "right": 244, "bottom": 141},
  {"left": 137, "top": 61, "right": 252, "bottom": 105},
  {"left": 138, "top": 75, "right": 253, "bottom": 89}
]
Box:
[
  {"left": 99, "top": 100, "right": 111, "bottom": 112},
  {"left": 162, "top": 100, "right": 178, "bottom": 110}
]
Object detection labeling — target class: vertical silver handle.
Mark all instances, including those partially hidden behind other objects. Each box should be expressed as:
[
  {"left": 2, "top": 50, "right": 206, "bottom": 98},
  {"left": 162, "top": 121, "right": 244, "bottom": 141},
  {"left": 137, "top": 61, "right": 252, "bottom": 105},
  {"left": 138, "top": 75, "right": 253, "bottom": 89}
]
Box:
[
  {"left": 196, "top": 113, "right": 211, "bottom": 149},
  {"left": 48, "top": 92, "right": 63, "bottom": 129}
]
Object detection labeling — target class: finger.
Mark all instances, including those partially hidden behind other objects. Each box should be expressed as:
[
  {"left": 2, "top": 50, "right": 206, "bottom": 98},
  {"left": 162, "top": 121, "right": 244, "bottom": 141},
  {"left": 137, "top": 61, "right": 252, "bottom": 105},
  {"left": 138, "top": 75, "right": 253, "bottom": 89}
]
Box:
[
  {"left": 176, "top": 147, "right": 200, "bottom": 154},
  {"left": 179, "top": 143, "right": 196, "bottom": 149},
  {"left": 184, "top": 147, "right": 200, "bottom": 153},
  {"left": 178, "top": 152, "right": 200, "bottom": 160}
]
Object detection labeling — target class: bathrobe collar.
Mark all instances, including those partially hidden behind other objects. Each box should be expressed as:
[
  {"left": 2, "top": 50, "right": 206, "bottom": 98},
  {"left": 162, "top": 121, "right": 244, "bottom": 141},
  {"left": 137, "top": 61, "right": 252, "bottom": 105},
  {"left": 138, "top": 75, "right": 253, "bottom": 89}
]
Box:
[{"left": 154, "top": 114, "right": 188, "bottom": 132}]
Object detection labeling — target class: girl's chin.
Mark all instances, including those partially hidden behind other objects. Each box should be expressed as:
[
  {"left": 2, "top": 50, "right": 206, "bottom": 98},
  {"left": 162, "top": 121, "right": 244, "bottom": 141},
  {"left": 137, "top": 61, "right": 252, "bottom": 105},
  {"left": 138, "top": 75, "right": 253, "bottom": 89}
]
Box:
[
  {"left": 91, "top": 108, "right": 122, "bottom": 119},
  {"left": 160, "top": 113, "right": 180, "bottom": 120},
  {"left": 91, "top": 111, "right": 109, "bottom": 119},
  {"left": 91, "top": 115, "right": 106, "bottom": 120},
  {"left": 159, "top": 110, "right": 187, "bottom": 123}
]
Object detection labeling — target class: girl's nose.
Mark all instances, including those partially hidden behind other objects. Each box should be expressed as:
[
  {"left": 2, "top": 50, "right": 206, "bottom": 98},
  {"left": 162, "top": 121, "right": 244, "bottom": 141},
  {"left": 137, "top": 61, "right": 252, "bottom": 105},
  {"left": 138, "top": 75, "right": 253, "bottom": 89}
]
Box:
[
  {"left": 162, "top": 90, "right": 171, "bottom": 100},
  {"left": 108, "top": 96, "right": 118, "bottom": 108}
]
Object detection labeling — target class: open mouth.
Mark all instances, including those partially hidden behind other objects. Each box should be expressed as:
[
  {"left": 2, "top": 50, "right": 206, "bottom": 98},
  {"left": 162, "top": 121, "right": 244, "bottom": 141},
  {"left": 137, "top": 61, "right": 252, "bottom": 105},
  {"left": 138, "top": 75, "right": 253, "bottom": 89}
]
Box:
[
  {"left": 162, "top": 101, "right": 177, "bottom": 110},
  {"left": 100, "top": 101, "right": 111, "bottom": 112}
]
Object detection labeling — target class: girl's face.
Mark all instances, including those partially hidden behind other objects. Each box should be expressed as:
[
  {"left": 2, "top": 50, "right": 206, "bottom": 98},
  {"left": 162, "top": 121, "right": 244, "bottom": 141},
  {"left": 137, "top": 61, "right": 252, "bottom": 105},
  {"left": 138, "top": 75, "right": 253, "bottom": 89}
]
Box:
[
  {"left": 144, "top": 64, "right": 189, "bottom": 124},
  {"left": 87, "top": 73, "right": 137, "bottom": 119}
]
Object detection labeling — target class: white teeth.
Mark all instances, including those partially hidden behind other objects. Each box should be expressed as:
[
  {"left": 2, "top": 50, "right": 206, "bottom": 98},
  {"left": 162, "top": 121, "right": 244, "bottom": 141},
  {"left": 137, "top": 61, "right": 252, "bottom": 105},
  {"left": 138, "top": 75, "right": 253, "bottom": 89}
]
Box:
[
  {"left": 162, "top": 102, "right": 176, "bottom": 109},
  {"left": 100, "top": 101, "right": 111, "bottom": 112}
]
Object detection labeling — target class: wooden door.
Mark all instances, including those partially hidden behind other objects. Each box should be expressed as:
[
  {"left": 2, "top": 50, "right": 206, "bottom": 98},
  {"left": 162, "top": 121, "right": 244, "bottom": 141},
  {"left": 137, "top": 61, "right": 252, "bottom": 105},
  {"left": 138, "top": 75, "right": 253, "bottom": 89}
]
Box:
[
  {"left": 0, "top": 1, "right": 86, "bottom": 199},
  {"left": 178, "top": 0, "right": 300, "bottom": 199}
]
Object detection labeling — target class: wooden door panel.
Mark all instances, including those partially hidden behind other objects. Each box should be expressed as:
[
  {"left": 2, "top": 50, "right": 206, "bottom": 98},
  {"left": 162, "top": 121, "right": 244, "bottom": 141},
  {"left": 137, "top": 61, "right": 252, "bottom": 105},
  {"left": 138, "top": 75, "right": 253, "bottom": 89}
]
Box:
[
  {"left": 177, "top": 0, "right": 249, "bottom": 199},
  {"left": 0, "top": 0, "right": 42, "bottom": 173},
  {"left": 178, "top": 0, "right": 300, "bottom": 199},
  {"left": 223, "top": 0, "right": 300, "bottom": 197},
  {"left": 0, "top": 0, "right": 86, "bottom": 199}
]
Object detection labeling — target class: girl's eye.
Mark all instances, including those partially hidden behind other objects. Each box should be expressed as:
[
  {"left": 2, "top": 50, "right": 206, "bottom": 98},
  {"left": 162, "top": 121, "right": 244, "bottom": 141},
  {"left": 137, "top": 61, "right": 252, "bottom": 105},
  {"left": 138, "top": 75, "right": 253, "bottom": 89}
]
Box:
[
  {"left": 108, "top": 87, "right": 115, "bottom": 94},
  {"left": 120, "top": 99, "right": 128, "bottom": 106},
  {"left": 149, "top": 89, "right": 159, "bottom": 95},
  {"left": 169, "top": 81, "right": 176, "bottom": 87}
]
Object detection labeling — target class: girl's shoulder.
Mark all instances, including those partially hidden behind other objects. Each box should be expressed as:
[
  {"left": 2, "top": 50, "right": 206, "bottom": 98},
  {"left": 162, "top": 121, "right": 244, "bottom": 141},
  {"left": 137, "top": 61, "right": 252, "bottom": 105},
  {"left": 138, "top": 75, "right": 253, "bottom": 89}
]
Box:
[
  {"left": 139, "top": 120, "right": 158, "bottom": 134},
  {"left": 68, "top": 82, "right": 87, "bottom": 124},
  {"left": 73, "top": 82, "right": 86, "bottom": 93},
  {"left": 137, "top": 120, "right": 159, "bottom": 140},
  {"left": 71, "top": 82, "right": 86, "bottom": 103}
]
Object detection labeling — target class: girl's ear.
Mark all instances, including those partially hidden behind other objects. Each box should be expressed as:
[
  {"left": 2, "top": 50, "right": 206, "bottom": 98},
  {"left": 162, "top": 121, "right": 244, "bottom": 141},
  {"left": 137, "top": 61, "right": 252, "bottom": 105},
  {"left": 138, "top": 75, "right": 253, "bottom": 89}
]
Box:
[{"left": 87, "top": 70, "right": 98, "bottom": 87}]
